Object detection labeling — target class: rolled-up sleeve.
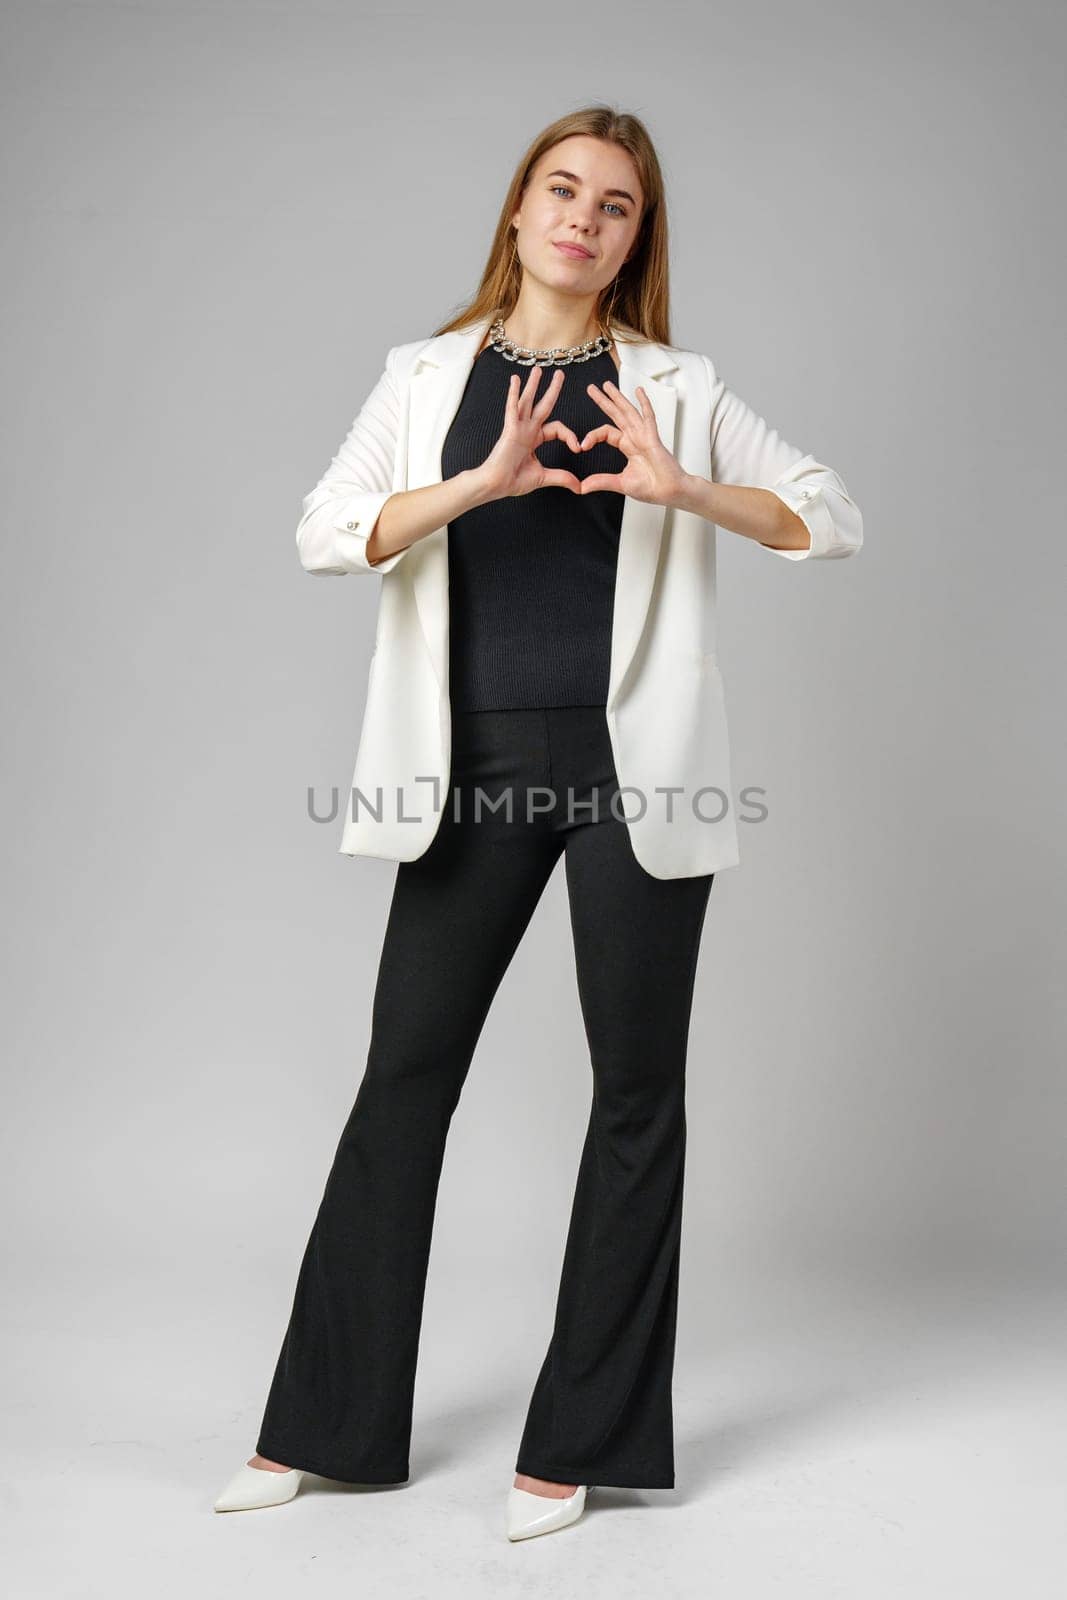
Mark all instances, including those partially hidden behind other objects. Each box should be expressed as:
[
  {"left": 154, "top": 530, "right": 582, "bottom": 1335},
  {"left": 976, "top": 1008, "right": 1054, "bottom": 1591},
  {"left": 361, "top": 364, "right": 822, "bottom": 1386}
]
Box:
[
  {"left": 295, "top": 345, "right": 412, "bottom": 576},
  {"left": 703, "top": 352, "right": 863, "bottom": 561}
]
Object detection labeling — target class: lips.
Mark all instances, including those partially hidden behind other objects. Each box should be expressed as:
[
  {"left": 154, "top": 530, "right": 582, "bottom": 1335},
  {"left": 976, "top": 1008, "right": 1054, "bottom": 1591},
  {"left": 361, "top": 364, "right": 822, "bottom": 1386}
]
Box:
[{"left": 554, "top": 241, "right": 594, "bottom": 260}]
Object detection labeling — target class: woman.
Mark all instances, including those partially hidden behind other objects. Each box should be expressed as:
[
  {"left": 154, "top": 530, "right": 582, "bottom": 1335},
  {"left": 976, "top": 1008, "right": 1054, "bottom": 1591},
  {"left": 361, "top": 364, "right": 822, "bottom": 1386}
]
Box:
[{"left": 214, "top": 105, "right": 862, "bottom": 1541}]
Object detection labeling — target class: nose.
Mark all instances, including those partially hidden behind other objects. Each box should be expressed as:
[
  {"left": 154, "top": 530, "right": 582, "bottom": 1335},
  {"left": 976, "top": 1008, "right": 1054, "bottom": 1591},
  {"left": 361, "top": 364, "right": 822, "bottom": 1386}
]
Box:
[{"left": 567, "top": 203, "right": 596, "bottom": 234}]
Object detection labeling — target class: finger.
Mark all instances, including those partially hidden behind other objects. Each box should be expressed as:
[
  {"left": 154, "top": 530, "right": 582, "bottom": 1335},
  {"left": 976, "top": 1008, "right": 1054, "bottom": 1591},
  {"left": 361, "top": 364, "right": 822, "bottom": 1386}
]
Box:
[
  {"left": 504, "top": 371, "right": 522, "bottom": 421},
  {"left": 585, "top": 380, "right": 624, "bottom": 422},
  {"left": 539, "top": 468, "right": 583, "bottom": 493},
  {"left": 516, "top": 363, "right": 544, "bottom": 418},
  {"left": 586, "top": 383, "right": 639, "bottom": 430},
  {"left": 512, "top": 363, "right": 537, "bottom": 420},
  {"left": 579, "top": 424, "right": 619, "bottom": 450},
  {"left": 531, "top": 366, "right": 565, "bottom": 422},
  {"left": 579, "top": 472, "right": 627, "bottom": 494},
  {"left": 541, "top": 419, "right": 582, "bottom": 453},
  {"left": 632, "top": 385, "right": 659, "bottom": 430},
  {"left": 599, "top": 378, "right": 644, "bottom": 422},
  {"left": 524, "top": 362, "right": 560, "bottom": 414}
]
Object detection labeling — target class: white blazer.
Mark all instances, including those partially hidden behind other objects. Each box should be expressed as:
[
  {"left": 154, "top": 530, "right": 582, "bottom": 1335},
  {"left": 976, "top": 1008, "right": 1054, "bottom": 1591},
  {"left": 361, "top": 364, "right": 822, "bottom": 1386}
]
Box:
[{"left": 297, "top": 314, "right": 863, "bottom": 879}]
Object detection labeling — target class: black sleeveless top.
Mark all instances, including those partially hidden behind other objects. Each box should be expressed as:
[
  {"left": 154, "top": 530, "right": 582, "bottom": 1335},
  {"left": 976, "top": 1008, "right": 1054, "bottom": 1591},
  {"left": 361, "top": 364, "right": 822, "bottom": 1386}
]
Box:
[{"left": 441, "top": 343, "right": 627, "bottom": 711}]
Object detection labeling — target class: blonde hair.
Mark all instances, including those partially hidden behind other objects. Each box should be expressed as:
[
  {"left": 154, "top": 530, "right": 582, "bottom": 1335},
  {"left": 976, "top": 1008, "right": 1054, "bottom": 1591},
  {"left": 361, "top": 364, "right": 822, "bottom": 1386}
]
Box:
[{"left": 432, "top": 104, "right": 672, "bottom": 348}]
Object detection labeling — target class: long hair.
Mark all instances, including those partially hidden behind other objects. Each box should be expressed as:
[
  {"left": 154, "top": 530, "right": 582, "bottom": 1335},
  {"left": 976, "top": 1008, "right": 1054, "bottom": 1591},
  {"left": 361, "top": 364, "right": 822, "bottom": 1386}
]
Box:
[{"left": 432, "top": 105, "right": 671, "bottom": 348}]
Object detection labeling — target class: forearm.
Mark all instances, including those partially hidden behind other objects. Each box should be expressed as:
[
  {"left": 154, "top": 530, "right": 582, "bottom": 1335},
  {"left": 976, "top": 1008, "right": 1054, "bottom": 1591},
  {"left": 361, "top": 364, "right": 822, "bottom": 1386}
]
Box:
[
  {"left": 366, "top": 468, "right": 500, "bottom": 565},
  {"left": 669, "top": 472, "right": 811, "bottom": 553}
]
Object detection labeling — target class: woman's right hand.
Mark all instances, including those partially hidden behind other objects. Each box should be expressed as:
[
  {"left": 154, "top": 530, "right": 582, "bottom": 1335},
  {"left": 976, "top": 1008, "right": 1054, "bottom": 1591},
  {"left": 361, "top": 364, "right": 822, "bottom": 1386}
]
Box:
[{"left": 476, "top": 365, "right": 582, "bottom": 500}]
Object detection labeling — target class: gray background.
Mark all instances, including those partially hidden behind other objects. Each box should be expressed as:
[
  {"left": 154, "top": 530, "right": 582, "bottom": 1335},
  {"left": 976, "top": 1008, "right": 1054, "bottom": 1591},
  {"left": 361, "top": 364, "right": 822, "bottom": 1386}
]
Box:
[{"left": 3, "top": 0, "right": 1064, "bottom": 1593}]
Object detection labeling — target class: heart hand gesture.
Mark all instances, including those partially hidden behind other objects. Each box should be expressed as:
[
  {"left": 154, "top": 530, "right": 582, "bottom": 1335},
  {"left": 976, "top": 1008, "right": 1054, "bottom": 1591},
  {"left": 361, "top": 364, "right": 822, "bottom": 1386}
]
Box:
[{"left": 577, "top": 379, "right": 687, "bottom": 507}]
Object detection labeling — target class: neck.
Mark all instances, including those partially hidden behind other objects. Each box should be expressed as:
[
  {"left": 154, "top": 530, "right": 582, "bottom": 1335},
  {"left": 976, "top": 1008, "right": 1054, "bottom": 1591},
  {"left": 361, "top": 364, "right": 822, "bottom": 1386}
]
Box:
[
  {"left": 498, "top": 317, "right": 608, "bottom": 351},
  {"left": 498, "top": 291, "right": 606, "bottom": 353}
]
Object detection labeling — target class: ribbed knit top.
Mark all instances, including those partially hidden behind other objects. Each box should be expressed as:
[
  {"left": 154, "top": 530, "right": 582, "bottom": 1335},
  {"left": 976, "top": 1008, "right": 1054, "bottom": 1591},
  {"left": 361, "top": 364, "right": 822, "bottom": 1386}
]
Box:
[{"left": 442, "top": 343, "right": 627, "bottom": 711}]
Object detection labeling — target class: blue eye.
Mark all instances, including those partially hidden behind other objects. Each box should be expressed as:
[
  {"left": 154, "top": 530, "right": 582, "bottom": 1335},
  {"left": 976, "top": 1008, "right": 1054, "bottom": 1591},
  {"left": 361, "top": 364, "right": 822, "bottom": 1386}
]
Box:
[{"left": 549, "top": 184, "right": 627, "bottom": 218}]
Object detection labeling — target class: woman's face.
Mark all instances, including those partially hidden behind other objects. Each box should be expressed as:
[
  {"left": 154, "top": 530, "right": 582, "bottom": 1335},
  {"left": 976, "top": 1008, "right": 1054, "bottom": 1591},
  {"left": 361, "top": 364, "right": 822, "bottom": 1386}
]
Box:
[{"left": 511, "top": 135, "right": 644, "bottom": 306}]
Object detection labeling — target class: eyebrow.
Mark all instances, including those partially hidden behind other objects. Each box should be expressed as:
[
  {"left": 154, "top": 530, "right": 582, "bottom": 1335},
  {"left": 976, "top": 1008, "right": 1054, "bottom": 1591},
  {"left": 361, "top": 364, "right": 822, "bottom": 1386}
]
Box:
[{"left": 545, "top": 169, "right": 638, "bottom": 206}]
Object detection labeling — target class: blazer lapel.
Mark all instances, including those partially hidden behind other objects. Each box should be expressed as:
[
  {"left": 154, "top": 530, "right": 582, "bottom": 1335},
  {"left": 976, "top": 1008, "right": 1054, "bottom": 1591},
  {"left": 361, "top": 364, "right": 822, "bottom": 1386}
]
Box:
[{"left": 403, "top": 316, "right": 680, "bottom": 710}]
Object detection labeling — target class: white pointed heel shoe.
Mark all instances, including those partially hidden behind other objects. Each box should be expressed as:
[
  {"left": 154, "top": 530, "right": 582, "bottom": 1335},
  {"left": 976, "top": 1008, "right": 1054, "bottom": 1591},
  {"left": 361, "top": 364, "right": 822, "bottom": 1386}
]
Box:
[
  {"left": 214, "top": 1460, "right": 306, "bottom": 1512},
  {"left": 506, "top": 1482, "right": 592, "bottom": 1541}
]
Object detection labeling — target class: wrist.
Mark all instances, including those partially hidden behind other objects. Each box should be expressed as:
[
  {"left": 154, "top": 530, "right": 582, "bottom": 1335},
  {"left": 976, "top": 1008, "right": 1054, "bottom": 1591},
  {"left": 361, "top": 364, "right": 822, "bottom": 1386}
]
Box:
[
  {"left": 668, "top": 470, "right": 705, "bottom": 514},
  {"left": 464, "top": 465, "right": 503, "bottom": 508}
]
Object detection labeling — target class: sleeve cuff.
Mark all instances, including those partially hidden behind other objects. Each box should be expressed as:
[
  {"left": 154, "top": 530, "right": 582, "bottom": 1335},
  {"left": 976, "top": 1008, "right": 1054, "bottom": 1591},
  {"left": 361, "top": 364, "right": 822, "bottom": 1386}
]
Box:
[
  {"left": 764, "top": 481, "right": 837, "bottom": 561},
  {"left": 337, "top": 489, "right": 411, "bottom": 573},
  {"left": 299, "top": 489, "right": 411, "bottom": 575}
]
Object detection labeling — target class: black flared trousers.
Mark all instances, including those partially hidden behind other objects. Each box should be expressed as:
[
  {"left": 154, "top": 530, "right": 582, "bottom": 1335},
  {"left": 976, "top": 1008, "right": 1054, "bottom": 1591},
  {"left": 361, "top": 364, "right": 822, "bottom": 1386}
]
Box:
[{"left": 256, "top": 705, "right": 714, "bottom": 1489}]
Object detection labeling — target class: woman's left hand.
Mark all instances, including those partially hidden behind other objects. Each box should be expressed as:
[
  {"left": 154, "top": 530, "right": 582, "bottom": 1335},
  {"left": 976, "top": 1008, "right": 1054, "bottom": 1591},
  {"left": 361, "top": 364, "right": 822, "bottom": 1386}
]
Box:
[{"left": 577, "top": 380, "right": 688, "bottom": 507}]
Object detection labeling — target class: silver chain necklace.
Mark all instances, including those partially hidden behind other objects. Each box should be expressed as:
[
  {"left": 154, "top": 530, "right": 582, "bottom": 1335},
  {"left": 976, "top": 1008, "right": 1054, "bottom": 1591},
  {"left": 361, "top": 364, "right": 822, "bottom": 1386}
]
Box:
[{"left": 488, "top": 315, "right": 612, "bottom": 367}]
